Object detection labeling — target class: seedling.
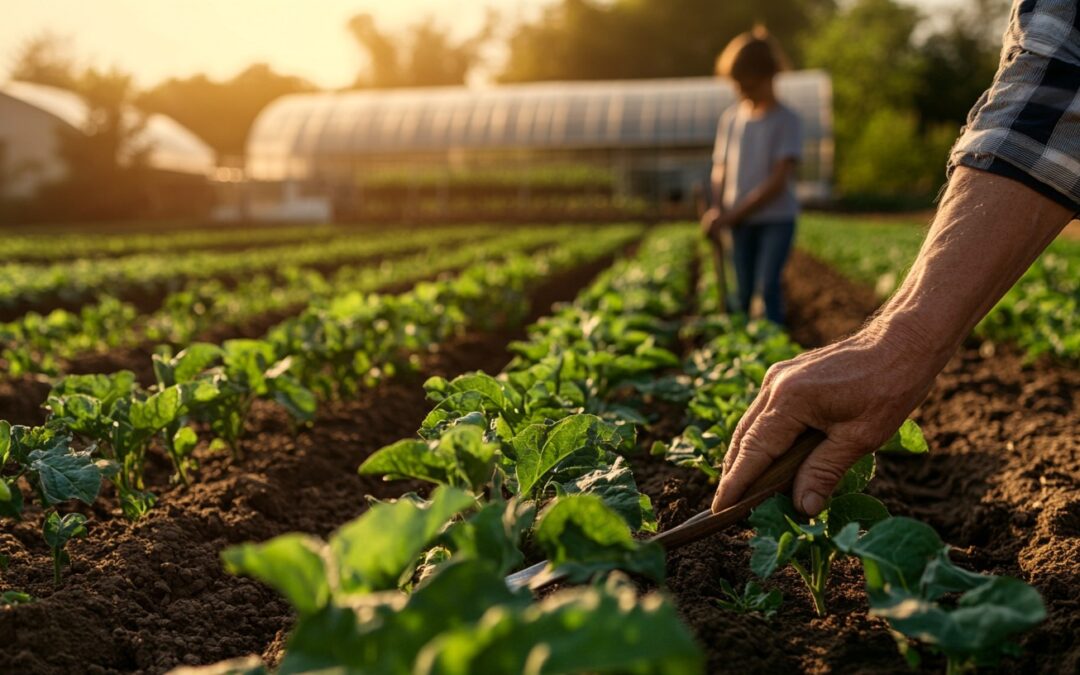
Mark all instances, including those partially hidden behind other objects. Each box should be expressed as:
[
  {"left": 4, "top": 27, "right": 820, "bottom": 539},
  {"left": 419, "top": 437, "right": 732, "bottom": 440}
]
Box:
[
  {"left": 43, "top": 511, "right": 88, "bottom": 584},
  {"left": 715, "top": 579, "right": 782, "bottom": 619}
]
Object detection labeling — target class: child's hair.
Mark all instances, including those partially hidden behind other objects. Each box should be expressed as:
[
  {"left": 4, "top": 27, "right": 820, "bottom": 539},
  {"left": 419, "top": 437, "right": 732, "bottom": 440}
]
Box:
[{"left": 715, "top": 26, "right": 790, "bottom": 82}]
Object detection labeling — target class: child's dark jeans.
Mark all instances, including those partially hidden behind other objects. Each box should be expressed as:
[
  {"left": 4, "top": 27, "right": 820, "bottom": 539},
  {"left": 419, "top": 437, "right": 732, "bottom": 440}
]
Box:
[{"left": 730, "top": 219, "right": 796, "bottom": 325}]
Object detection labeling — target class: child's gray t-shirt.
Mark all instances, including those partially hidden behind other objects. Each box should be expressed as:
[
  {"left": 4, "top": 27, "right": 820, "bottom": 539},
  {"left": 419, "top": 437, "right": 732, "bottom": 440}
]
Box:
[{"left": 713, "top": 102, "right": 802, "bottom": 225}]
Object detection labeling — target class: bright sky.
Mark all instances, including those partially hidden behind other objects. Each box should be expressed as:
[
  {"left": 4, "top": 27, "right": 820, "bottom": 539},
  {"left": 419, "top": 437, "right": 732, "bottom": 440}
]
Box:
[
  {"left": 0, "top": 0, "right": 553, "bottom": 89},
  {"left": 1, "top": 0, "right": 960, "bottom": 89}
]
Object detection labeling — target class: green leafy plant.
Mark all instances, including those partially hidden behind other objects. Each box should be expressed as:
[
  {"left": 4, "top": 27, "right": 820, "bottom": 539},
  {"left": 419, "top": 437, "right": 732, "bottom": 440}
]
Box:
[
  {"left": 0, "top": 590, "right": 33, "bottom": 606},
  {"left": 215, "top": 486, "right": 701, "bottom": 674},
  {"left": 715, "top": 579, "right": 783, "bottom": 619},
  {"left": 43, "top": 511, "right": 88, "bottom": 584},
  {"left": 846, "top": 517, "right": 1046, "bottom": 673}
]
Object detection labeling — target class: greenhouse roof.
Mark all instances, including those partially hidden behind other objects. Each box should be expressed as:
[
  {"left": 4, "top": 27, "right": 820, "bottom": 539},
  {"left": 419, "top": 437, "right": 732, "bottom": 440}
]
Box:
[
  {"left": 246, "top": 72, "right": 831, "bottom": 180},
  {"left": 0, "top": 80, "right": 216, "bottom": 176}
]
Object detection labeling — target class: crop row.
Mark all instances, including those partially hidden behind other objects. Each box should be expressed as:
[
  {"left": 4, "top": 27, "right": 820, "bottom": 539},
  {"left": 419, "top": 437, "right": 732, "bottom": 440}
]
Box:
[
  {"left": 2, "top": 224, "right": 350, "bottom": 262},
  {"left": 0, "top": 225, "right": 492, "bottom": 315},
  {"left": 655, "top": 244, "right": 1046, "bottom": 671},
  {"left": 0, "top": 226, "right": 572, "bottom": 379},
  {"left": 798, "top": 215, "right": 1080, "bottom": 361},
  {"left": 0, "top": 225, "right": 639, "bottom": 587},
  {"left": 360, "top": 164, "right": 617, "bottom": 191},
  {"left": 211, "top": 226, "right": 1047, "bottom": 673},
  {"left": 211, "top": 225, "right": 707, "bottom": 673}
]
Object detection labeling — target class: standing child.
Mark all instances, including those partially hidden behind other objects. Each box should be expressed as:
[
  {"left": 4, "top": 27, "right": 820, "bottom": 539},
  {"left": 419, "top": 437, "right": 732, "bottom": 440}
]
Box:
[{"left": 701, "top": 27, "right": 802, "bottom": 326}]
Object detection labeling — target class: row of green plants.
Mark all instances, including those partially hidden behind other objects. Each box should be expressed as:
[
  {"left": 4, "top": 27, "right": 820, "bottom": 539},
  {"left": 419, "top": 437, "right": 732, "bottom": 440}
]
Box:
[
  {"left": 0, "top": 225, "right": 479, "bottom": 314},
  {"left": 0, "top": 226, "right": 640, "bottom": 589},
  {"left": 360, "top": 164, "right": 617, "bottom": 192},
  {"left": 652, "top": 243, "right": 1046, "bottom": 673},
  {"left": 207, "top": 226, "right": 709, "bottom": 673},
  {"left": 798, "top": 215, "right": 1080, "bottom": 361},
  {"left": 0, "top": 226, "right": 567, "bottom": 379},
  {"left": 3, "top": 224, "right": 347, "bottom": 263},
  {"left": 200, "top": 227, "right": 1047, "bottom": 673}
]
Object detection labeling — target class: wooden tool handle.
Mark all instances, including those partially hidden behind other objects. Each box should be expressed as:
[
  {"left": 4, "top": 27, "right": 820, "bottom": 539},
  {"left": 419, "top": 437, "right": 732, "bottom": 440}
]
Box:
[{"left": 649, "top": 428, "right": 827, "bottom": 550}]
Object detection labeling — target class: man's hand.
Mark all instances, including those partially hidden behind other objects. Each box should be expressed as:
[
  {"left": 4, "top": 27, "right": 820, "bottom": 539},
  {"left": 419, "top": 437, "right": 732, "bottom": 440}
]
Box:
[
  {"left": 711, "top": 324, "right": 940, "bottom": 516},
  {"left": 710, "top": 167, "right": 1073, "bottom": 517}
]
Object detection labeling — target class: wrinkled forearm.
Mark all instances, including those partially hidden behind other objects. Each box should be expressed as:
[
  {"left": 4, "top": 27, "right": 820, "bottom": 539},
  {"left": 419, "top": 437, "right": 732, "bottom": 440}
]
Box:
[{"left": 868, "top": 167, "right": 1073, "bottom": 371}]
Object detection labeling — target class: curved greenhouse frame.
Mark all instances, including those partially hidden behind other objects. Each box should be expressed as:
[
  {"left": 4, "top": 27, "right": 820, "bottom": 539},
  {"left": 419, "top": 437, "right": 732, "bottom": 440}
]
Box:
[{"left": 244, "top": 72, "right": 832, "bottom": 220}]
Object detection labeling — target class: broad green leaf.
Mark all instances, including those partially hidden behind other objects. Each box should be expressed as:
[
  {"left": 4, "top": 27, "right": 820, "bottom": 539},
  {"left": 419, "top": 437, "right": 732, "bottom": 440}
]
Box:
[
  {"left": 173, "top": 343, "right": 225, "bottom": 383},
  {"left": 29, "top": 446, "right": 106, "bottom": 505},
  {"left": 872, "top": 577, "right": 1045, "bottom": 661},
  {"left": 880, "top": 420, "right": 929, "bottom": 454},
  {"left": 282, "top": 561, "right": 530, "bottom": 675},
  {"left": 749, "top": 530, "right": 799, "bottom": 579},
  {"left": 0, "top": 479, "right": 9, "bottom": 502},
  {"left": 360, "top": 439, "right": 453, "bottom": 485},
  {"left": 0, "top": 420, "right": 9, "bottom": 465},
  {"left": 833, "top": 453, "right": 876, "bottom": 496},
  {"left": 918, "top": 549, "right": 992, "bottom": 601},
  {"left": 173, "top": 426, "right": 199, "bottom": 456},
  {"left": 748, "top": 494, "right": 801, "bottom": 540},
  {"left": 273, "top": 376, "right": 317, "bottom": 422},
  {"left": 515, "top": 414, "right": 617, "bottom": 496},
  {"left": 831, "top": 522, "right": 861, "bottom": 553},
  {"left": 440, "top": 425, "right": 497, "bottom": 491},
  {"left": 50, "top": 371, "right": 136, "bottom": 410},
  {"left": 0, "top": 480, "right": 24, "bottom": 518},
  {"left": 555, "top": 456, "right": 654, "bottom": 531},
  {"left": 415, "top": 575, "right": 703, "bottom": 675},
  {"left": 43, "top": 511, "right": 88, "bottom": 548},
  {"left": 748, "top": 496, "right": 804, "bottom": 578},
  {"left": 331, "top": 486, "right": 474, "bottom": 594},
  {"left": 444, "top": 501, "right": 532, "bottom": 576},
  {"left": 222, "top": 534, "right": 330, "bottom": 615},
  {"left": 534, "top": 493, "right": 665, "bottom": 583},
  {"left": 130, "top": 386, "right": 183, "bottom": 431},
  {"left": 826, "top": 493, "right": 890, "bottom": 535},
  {"left": 853, "top": 517, "right": 943, "bottom": 593}
]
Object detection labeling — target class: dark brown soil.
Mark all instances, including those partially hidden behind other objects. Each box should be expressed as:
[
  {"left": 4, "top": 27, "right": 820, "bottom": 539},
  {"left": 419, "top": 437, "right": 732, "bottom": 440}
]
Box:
[
  {"left": 635, "top": 249, "right": 1079, "bottom": 674},
  {"left": 4, "top": 243, "right": 1076, "bottom": 674},
  {"left": 0, "top": 253, "right": 613, "bottom": 675}
]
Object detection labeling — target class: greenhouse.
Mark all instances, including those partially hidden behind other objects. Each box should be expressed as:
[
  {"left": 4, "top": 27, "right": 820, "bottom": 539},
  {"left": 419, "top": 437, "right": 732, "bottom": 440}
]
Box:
[
  {"left": 244, "top": 71, "right": 832, "bottom": 221},
  {"left": 0, "top": 80, "right": 215, "bottom": 201}
]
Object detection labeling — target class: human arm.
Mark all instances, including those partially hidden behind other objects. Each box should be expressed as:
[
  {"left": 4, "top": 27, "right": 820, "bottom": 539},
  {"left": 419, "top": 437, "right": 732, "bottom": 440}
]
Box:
[
  {"left": 711, "top": 166, "right": 1074, "bottom": 516},
  {"left": 701, "top": 149, "right": 728, "bottom": 240},
  {"left": 714, "top": 157, "right": 796, "bottom": 228}
]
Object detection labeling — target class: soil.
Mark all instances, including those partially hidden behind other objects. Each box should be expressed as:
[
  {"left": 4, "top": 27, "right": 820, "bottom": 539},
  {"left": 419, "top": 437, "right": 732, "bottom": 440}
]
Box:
[
  {"left": 634, "top": 250, "right": 1079, "bottom": 674},
  {"left": 2, "top": 244, "right": 1077, "bottom": 675},
  {"left": 0, "top": 252, "right": 614, "bottom": 675}
]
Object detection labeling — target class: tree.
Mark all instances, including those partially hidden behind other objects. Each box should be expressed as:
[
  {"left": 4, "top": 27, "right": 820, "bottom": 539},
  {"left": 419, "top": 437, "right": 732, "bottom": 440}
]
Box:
[
  {"left": 498, "top": 0, "right": 835, "bottom": 83},
  {"left": 914, "top": 0, "right": 1006, "bottom": 127},
  {"left": 138, "top": 64, "right": 315, "bottom": 160},
  {"left": 36, "top": 67, "right": 154, "bottom": 221},
  {"left": 348, "top": 13, "right": 492, "bottom": 88},
  {"left": 8, "top": 32, "right": 80, "bottom": 91}
]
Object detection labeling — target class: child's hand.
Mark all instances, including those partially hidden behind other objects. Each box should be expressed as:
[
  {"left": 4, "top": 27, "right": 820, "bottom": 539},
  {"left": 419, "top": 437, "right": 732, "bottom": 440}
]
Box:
[{"left": 700, "top": 207, "right": 721, "bottom": 238}]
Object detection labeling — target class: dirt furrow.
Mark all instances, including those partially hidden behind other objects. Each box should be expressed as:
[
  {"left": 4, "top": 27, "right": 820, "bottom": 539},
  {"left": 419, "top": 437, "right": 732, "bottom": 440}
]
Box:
[{"left": 0, "top": 254, "right": 614, "bottom": 675}]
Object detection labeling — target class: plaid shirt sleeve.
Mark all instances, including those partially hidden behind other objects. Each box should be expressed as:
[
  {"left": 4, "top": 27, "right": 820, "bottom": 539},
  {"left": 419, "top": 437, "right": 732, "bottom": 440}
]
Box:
[{"left": 948, "top": 0, "right": 1080, "bottom": 210}]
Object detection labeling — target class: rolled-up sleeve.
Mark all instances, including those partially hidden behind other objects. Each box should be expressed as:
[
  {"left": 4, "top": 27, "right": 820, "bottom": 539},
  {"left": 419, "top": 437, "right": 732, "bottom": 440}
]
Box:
[{"left": 948, "top": 0, "right": 1080, "bottom": 211}]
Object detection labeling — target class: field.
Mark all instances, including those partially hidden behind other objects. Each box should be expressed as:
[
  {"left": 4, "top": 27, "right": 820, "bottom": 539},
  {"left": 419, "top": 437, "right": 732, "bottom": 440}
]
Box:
[{"left": 0, "top": 217, "right": 1077, "bottom": 674}]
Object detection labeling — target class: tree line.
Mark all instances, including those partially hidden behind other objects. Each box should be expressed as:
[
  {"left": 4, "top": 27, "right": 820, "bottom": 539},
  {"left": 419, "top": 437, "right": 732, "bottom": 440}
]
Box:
[{"left": 4, "top": 0, "right": 1008, "bottom": 219}]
